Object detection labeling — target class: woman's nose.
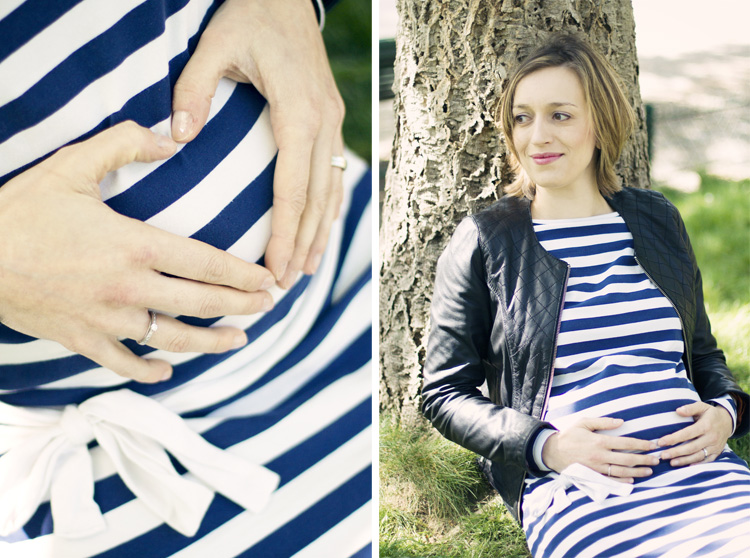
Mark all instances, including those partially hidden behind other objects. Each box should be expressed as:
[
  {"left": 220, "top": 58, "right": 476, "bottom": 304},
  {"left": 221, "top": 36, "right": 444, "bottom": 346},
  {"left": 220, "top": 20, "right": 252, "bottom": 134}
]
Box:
[{"left": 530, "top": 120, "right": 552, "bottom": 145}]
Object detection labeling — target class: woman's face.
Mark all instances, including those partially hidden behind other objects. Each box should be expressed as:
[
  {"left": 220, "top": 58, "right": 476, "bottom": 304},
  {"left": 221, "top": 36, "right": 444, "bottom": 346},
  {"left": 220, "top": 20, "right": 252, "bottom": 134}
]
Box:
[{"left": 511, "top": 66, "right": 598, "bottom": 195}]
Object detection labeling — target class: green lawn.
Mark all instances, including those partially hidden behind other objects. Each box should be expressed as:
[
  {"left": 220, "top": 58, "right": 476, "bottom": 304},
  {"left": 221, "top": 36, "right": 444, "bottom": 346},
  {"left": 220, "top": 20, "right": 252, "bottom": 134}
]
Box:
[
  {"left": 380, "top": 418, "right": 531, "bottom": 557},
  {"left": 379, "top": 176, "right": 750, "bottom": 557}
]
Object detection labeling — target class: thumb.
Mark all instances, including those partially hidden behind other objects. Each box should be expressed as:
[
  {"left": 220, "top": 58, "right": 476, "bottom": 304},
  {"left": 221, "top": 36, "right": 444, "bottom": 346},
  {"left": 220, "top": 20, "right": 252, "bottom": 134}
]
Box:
[
  {"left": 171, "top": 42, "right": 225, "bottom": 143},
  {"left": 55, "top": 121, "right": 176, "bottom": 187},
  {"left": 676, "top": 401, "right": 707, "bottom": 417}
]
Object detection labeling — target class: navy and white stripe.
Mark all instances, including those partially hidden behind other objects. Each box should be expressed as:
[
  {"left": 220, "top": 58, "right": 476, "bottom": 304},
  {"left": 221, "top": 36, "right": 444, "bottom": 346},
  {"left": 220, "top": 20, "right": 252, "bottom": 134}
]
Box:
[
  {"left": 522, "top": 213, "right": 750, "bottom": 558},
  {"left": 0, "top": 1, "right": 371, "bottom": 556}
]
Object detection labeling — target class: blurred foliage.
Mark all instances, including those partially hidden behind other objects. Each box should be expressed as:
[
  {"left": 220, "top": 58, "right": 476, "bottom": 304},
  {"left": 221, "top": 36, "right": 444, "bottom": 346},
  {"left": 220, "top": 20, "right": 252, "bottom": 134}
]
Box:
[
  {"left": 323, "top": 0, "right": 372, "bottom": 161},
  {"left": 655, "top": 176, "right": 750, "bottom": 308}
]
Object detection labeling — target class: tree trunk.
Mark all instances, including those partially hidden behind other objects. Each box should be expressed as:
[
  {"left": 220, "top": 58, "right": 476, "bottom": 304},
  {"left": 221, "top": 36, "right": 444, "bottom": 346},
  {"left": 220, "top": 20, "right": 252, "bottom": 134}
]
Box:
[{"left": 379, "top": 0, "right": 650, "bottom": 425}]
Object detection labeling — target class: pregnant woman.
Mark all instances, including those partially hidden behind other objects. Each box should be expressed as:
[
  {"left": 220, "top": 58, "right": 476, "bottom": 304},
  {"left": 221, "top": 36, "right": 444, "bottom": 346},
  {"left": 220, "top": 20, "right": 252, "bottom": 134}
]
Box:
[
  {"left": 422, "top": 34, "right": 750, "bottom": 557},
  {"left": 0, "top": 0, "right": 371, "bottom": 556}
]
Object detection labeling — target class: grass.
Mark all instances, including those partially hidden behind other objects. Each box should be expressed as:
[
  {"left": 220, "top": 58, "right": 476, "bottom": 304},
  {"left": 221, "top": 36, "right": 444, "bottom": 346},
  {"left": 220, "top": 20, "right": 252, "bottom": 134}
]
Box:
[
  {"left": 380, "top": 175, "right": 750, "bottom": 557},
  {"left": 379, "top": 417, "right": 531, "bottom": 557},
  {"left": 380, "top": 418, "right": 488, "bottom": 520}
]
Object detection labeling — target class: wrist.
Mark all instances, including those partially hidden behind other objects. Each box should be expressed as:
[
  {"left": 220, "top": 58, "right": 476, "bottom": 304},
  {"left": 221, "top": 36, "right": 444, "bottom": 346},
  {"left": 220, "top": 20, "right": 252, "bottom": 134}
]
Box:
[
  {"left": 541, "top": 431, "right": 561, "bottom": 472},
  {"left": 716, "top": 404, "right": 733, "bottom": 432},
  {"left": 708, "top": 396, "right": 737, "bottom": 436},
  {"left": 530, "top": 428, "right": 556, "bottom": 472}
]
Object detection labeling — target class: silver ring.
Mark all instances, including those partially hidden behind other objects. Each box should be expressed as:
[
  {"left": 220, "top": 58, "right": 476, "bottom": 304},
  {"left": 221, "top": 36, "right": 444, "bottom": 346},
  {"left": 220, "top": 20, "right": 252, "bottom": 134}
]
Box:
[
  {"left": 330, "top": 155, "right": 347, "bottom": 170},
  {"left": 137, "top": 310, "right": 158, "bottom": 345},
  {"left": 607, "top": 464, "right": 612, "bottom": 477},
  {"left": 702, "top": 447, "right": 709, "bottom": 460}
]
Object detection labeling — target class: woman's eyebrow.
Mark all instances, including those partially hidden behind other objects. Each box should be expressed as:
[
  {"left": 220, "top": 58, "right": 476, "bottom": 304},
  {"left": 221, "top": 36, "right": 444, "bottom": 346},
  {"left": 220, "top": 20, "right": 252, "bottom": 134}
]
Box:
[{"left": 513, "top": 101, "right": 578, "bottom": 110}]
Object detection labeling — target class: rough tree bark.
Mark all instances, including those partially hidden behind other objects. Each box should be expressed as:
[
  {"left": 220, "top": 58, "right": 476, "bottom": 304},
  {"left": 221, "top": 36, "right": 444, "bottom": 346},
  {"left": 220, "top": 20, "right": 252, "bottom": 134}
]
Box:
[{"left": 380, "top": 0, "right": 651, "bottom": 425}]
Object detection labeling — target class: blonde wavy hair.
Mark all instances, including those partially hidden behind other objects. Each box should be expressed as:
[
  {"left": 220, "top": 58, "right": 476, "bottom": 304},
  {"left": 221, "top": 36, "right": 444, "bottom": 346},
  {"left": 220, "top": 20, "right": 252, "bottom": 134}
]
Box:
[{"left": 499, "top": 34, "right": 635, "bottom": 199}]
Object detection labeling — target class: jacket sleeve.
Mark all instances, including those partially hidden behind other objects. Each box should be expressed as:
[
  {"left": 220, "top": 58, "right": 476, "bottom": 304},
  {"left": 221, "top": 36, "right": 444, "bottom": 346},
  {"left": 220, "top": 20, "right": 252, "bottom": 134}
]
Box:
[
  {"left": 672, "top": 202, "right": 750, "bottom": 437},
  {"left": 421, "top": 217, "right": 550, "bottom": 468}
]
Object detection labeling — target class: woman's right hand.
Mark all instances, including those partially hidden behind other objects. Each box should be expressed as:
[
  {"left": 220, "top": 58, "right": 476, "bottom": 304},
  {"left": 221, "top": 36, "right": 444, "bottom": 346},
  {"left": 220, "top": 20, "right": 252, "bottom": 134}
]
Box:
[
  {"left": 0, "top": 121, "right": 275, "bottom": 384},
  {"left": 170, "top": 0, "right": 346, "bottom": 289},
  {"left": 542, "top": 417, "right": 660, "bottom": 483}
]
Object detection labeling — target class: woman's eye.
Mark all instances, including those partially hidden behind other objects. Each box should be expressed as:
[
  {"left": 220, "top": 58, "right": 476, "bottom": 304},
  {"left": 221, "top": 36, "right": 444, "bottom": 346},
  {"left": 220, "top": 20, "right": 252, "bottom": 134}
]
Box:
[
  {"left": 552, "top": 112, "right": 571, "bottom": 121},
  {"left": 513, "top": 114, "right": 530, "bottom": 124}
]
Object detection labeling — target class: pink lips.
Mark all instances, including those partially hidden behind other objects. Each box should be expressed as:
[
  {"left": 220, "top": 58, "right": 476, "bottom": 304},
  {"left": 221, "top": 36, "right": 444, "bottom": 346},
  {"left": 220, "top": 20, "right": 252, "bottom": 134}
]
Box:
[{"left": 530, "top": 153, "right": 563, "bottom": 165}]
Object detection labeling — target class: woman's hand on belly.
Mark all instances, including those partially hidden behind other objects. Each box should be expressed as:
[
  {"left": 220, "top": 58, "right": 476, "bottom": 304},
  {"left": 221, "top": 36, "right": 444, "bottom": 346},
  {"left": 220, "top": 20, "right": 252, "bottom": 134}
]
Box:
[
  {"left": 0, "top": 122, "right": 275, "bottom": 383},
  {"left": 657, "top": 401, "right": 733, "bottom": 466},
  {"left": 542, "top": 417, "right": 660, "bottom": 483},
  {"left": 170, "top": 0, "right": 345, "bottom": 289}
]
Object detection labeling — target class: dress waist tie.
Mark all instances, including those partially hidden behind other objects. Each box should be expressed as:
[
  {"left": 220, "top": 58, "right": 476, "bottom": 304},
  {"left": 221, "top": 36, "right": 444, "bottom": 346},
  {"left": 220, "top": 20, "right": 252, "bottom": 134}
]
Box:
[
  {"left": 524, "top": 463, "right": 634, "bottom": 522},
  {"left": 0, "top": 389, "right": 280, "bottom": 538}
]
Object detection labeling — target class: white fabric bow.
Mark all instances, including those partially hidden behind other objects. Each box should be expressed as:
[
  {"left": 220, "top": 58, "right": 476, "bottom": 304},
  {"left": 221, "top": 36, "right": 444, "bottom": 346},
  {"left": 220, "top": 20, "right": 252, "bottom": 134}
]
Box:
[
  {"left": 0, "top": 389, "right": 279, "bottom": 538},
  {"left": 524, "top": 463, "right": 633, "bottom": 521}
]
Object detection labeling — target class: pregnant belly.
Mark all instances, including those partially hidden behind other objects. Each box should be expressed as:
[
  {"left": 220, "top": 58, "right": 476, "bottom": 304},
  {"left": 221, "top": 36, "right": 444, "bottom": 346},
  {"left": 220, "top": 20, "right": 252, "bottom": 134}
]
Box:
[
  {"left": 102, "top": 79, "right": 275, "bottom": 264},
  {"left": 545, "top": 366, "right": 702, "bottom": 476}
]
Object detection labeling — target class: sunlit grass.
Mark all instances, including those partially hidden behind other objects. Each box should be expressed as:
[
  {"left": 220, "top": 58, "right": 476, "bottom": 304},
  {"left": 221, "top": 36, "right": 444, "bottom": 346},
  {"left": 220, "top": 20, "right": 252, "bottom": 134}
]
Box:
[
  {"left": 379, "top": 417, "right": 487, "bottom": 520},
  {"left": 379, "top": 416, "right": 531, "bottom": 557}
]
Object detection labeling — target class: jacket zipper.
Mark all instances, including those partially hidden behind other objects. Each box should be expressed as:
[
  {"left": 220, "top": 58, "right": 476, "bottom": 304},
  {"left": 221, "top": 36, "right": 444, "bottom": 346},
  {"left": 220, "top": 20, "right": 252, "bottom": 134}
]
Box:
[
  {"left": 634, "top": 256, "right": 691, "bottom": 382},
  {"left": 516, "top": 263, "right": 570, "bottom": 521}
]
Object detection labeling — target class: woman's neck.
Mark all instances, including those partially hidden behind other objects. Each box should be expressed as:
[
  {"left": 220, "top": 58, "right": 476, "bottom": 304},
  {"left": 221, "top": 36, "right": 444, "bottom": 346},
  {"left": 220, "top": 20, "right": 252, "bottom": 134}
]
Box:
[{"left": 530, "top": 186, "right": 612, "bottom": 220}]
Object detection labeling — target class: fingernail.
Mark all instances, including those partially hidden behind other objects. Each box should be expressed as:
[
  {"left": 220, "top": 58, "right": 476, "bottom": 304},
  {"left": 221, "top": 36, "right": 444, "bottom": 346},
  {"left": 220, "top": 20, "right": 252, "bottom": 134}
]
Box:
[
  {"left": 308, "top": 253, "right": 322, "bottom": 274},
  {"left": 650, "top": 457, "right": 659, "bottom": 465},
  {"left": 262, "top": 295, "right": 274, "bottom": 312},
  {"left": 232, "top": 334, "right": 247, "bottom": 349},
  {"left": 160, "top": 369, "right": 172, "bottom": 382},
  {"left": 661, "top": 453, "right": 670, "bottom": 460},
  {"left": 155, "top": 134, "right": 175, "bottom": 150},
  {"left": 261, "top": 275, "right": 276, "bottom": 290},
  {"left": 280, "top": 267, "right": 298, "bottom": 290},
  {"left": 172, "top": 111, "right": 194, "bottom": 142},
  {"left": 275, "top": 262, "right": 288, "bottom": 283},
  {"left": 649, "top": 442, "right": 658, "bottom": 450}
]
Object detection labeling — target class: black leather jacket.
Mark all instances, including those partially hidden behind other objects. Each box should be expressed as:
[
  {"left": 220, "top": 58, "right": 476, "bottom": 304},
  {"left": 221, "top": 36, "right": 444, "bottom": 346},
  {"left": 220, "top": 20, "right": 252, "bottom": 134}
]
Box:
[{"left": 421, "top": 186, "right": 749, "bottom": 523}]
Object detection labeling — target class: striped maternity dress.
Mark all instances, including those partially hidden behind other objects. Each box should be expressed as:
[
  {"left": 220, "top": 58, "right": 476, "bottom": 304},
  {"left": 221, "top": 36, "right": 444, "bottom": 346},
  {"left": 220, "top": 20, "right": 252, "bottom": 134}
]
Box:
[
  {"left": 0, "top": 1, "right": 372, "bottom": 556},
  {"left": 522, "top": 213, "right": 750, "bottom": 558}
]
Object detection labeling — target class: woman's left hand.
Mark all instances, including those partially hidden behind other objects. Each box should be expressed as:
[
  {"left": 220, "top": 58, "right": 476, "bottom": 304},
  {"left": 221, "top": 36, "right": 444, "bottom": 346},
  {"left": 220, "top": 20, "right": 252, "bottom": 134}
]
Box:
[
  {"left": 171, "top": 0, "right": 345, "bottom": 289},
  {"left": 657, "top": 401, "right": 733, "bottom": 466}
]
